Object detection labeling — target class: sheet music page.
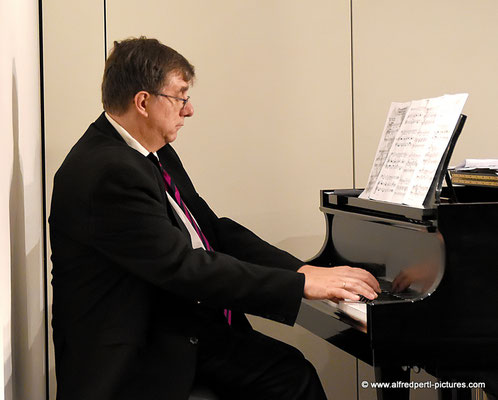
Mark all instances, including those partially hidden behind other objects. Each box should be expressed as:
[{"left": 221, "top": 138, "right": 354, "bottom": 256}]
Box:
[
  {"left": 359, "top": 102, "right": 410, "bottom": 199},
  {"left": 403, "top": 93, "right": 468, "bottom": 206},
  {"left": 390, "top": 99, "right": 437, "bottom": 203},
  {"left": 370, "top": 99, "right": 430, "bottom": 202},
  {"left": 455, "top": 159, "right": 498, "bottom": 170},
  {"left": 360, "top": 93, "right": 468, "bottom": 206}
]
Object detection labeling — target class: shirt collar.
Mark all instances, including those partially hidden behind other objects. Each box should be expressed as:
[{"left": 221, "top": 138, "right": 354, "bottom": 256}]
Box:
[{"left": 105, "top": 112, "right": 157, "bottom": 159}]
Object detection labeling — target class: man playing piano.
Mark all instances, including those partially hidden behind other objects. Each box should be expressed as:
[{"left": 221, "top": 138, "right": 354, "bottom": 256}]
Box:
[{"left": 49, "top": 37, "right": 380, "bottom": 400}]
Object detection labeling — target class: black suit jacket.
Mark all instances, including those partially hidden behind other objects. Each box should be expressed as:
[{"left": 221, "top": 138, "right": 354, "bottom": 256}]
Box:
[{"left": 49, "top": 113, "right": 306, "bottom": 400}]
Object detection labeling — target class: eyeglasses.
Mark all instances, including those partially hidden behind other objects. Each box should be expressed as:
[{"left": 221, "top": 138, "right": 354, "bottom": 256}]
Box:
[{"left": 154, "top": 93, "right": 190, "bottom": 110}]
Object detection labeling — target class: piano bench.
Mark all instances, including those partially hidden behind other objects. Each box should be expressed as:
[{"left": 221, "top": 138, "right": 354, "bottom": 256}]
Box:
[{"left": 189, "top": 384, "right": 219, "bottom": 400}]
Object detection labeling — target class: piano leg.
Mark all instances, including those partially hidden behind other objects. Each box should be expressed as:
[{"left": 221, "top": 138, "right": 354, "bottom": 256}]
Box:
[{"left": 374, "top": 366, "right": 410, "bottom": 400}]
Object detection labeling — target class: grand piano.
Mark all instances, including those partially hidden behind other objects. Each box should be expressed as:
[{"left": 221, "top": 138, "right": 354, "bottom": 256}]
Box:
[{"left": 296, "top": 185, "right": 498, "bottom": 399}]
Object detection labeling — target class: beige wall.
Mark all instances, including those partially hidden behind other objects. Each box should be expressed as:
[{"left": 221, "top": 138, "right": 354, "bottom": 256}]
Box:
[
  {"left": 106, "top": 0, "right": 354, "bottom": 260},
  {"left": 42, "top": 1, "right": 105, "bottom": 398},
  {"left": 1, "top": 0, "right": 45, "bottom": 399},
  {"left": 42, "top": 1, "right": 498, "bottom": 399},
  {"left": 353, "top": 0, "right": 498, "bottom": 187}
]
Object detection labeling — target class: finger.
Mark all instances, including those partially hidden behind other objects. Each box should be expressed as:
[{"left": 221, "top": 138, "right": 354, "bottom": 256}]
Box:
[
  {"left": 354, "top": 269, "right": 381, "bottom": 292},
  {"left": 330, "top": 272, "right": 370, "bottom": 292},
  {"left": 341, "top": 267, "right": 381, "bottom": 292},
  {"left": 329, "top": 288, "right": 360, "bottom": 302},
  {"left": 343, "top": 279, "right": 378, "bottom": 300}
]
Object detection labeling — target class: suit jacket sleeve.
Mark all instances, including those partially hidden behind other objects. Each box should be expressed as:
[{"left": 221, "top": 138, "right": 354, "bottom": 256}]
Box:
[
  {"left": 89, "top": 153, "right": 304, "bottom": 325},
  {"left": 158, "top": 144, "right": 305, "bottom": 272},
  {"left": 209, "top": 208, "right": 305, "bottom": 272}
]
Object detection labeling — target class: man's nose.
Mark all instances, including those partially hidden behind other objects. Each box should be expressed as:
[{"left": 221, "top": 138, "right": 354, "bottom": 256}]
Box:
[{"left": 181, "top": 101, "right": 194, "bottom": 117}]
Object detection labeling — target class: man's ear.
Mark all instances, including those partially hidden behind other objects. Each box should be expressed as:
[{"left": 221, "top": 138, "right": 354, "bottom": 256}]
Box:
[{"left": 133, "top": 91, "right": 150, "bottom": 117}]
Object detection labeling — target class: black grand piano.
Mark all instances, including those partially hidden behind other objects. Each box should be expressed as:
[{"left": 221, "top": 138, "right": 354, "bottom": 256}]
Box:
[{"left": 296, "top": 185, "right": 498, "bottom": 399}]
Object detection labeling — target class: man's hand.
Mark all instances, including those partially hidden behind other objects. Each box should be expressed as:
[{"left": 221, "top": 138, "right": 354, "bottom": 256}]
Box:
[{"left": 297, "top": 265, "right": 380, "bottom": 302}]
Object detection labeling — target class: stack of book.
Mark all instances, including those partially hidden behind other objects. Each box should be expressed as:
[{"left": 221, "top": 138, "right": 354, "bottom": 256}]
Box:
[{"left": 449, "top": 159, "right": 498, "bottom": 188}]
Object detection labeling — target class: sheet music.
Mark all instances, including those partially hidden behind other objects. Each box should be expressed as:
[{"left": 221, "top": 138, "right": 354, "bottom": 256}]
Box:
[
  {"left": 361, "top": 93, "right": 468, "bottom": 207},
  {"left": 390, "top": 98, "right": 439, "bottom": 204},
  {"left": 370, "top": 99, "right": 430, "bottom": 202},
  {"left": 454, "top": 158, "right": 498, "bottom": 170},
  {"left": 403, "top": 94, "right": 468, "bottom": 205},
  {"left": 360, "top": 102, "right": 410, "bottom": 199}
]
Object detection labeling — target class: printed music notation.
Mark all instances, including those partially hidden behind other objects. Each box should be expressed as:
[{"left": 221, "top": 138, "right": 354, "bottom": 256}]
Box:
[{"left": 359, "top": 93, "right": 468, "bottom": 207}]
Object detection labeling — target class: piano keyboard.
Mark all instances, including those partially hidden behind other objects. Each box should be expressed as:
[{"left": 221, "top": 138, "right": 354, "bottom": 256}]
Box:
[
  {"left": 358, "top": 291, "right": 403, "bottom": 303},
  {"left": 321, "top": 279, "right": 413, "bottom": 327}
]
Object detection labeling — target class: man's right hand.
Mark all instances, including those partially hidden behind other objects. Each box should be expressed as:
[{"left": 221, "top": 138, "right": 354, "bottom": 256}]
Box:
[{"left": 297, "top": 265, "right": 380, "bottom": 302}]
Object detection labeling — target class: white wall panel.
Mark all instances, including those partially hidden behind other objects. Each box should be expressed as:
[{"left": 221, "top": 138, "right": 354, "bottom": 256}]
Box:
[
  {"left": 0, "top": 0, "right": 45, "bottom": 399},
  {"left": 0, "top": 0, "right": 15, "bottom": 395},
  {"left": 353, "top": 0, "right": 498, "bottom": 187}
]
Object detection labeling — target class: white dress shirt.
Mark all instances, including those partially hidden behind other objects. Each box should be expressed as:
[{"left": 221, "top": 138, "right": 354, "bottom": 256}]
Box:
[{"left": 105, "top": 112, "right": 205, "bottom": 250}]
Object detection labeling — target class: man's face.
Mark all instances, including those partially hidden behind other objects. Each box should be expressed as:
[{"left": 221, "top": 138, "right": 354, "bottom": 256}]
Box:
[{"left": 146, "top": 72, "right": 194, "bottom": 145}]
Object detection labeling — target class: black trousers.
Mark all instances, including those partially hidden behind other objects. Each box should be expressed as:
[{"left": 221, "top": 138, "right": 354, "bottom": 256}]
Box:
[{"left": 195, "top": 318, "right": 327, "bottom": 400}]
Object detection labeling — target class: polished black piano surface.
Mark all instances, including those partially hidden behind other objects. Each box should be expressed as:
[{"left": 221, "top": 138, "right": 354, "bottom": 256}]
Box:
[{"left": 296, "top": 186, "right": 498, "bottom": 399}]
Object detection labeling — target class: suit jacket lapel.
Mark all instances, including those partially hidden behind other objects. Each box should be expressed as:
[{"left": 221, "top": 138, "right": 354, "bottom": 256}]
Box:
[{"left": 92, "top": 113, "right": 190, "bottom": 238}]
